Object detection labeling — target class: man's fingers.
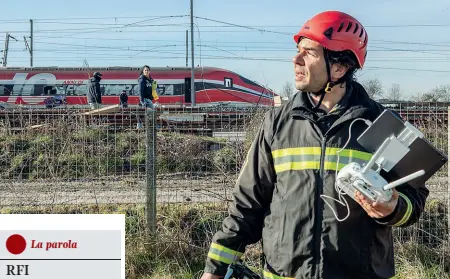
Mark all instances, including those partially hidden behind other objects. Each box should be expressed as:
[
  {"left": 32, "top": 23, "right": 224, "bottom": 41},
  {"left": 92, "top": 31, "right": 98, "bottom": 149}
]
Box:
[
  {"left": 355, "top": 191, "right": 381, "bottom": 217},
  {"left": 391, "top": 188, "right": 399, "bottom": 199}
]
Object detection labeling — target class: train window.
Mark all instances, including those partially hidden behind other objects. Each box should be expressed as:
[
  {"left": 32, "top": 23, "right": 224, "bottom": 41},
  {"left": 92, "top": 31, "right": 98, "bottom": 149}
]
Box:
[
  {"left": 104, "top": 84, "right": 125, "bottom": 96},
  {"left": 164, "top": 85, "right": 174, "bottom": 95},
  {"left": 56, "top": 85, "right": 67, "bottom": 95},
  {"left": 196, "top": 82, "right": 216, "bottom": 91},
  {"left": 33, "top": 85, "right": 46, "bottom": 96},
  {"left": 43, "top": 86, "right": 57, "bottom": 95},
  {"left": 124, "top": 85, "right": 133, "bottom": 94},
  {"left": 224, "top": 78, "right": 233, "bottom": 88},
  {"left": 174, "top": 84, "right": 183, "bottom": 95},
  {"left": 156, "top": 84, "right": 166, "bottom": 95},
  {"left": 132, "top": 84, "right": 140, "bottom": 96},
  {"left": 3, "top": 85, "right": 12, "bottom": 96},
  {"left": 75, "top": 84, "right": 87, "bottom": 95}
]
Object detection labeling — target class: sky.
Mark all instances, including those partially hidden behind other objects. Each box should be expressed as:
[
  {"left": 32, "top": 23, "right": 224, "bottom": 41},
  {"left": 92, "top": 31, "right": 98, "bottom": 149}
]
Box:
[{"left": 1, "top": 0, "right": 450, "bottom": 99}]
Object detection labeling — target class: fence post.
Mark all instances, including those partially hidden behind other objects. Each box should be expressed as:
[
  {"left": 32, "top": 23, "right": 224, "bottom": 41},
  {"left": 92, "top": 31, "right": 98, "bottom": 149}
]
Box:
[
  {"left": 146, "top": 109, "right": 157, "bottom": 232},
  {"left": 448, "top": 107, "right": 450, "bottom": 242}
]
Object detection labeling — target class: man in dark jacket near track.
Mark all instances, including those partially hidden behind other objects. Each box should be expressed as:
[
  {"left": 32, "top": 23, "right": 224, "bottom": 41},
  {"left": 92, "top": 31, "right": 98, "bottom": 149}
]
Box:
[
  {"left": 87, "top": 71, "right": 102, "bottom": 109},
  {"left": 201, "top": 11, "right": 429, "bottom": 279}
]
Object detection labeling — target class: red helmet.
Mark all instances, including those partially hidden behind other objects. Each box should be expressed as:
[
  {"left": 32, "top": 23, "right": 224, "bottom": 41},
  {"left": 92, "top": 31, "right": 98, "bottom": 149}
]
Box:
[{"left": 293, "top": 11, "right": 368, "bottom": 68}]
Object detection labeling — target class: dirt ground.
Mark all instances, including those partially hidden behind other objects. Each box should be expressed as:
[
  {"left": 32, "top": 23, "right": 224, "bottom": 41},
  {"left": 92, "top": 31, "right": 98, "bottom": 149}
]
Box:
[
  {"left": 0, "top": 174, "right": 236, "bottom": 207},
  {"left": 0, "top": 174, "right": 447, "bottom": 208}
]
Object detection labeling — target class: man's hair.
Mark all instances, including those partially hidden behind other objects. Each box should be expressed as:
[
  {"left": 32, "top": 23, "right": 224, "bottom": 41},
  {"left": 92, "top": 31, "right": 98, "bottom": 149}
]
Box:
[{"left": 325, "top": 49, "right": 359, "bottom": 83}]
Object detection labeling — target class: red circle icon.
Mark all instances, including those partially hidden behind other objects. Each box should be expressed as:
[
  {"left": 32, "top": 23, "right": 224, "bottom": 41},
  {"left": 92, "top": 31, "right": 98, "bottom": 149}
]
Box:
[{"left": 6, "top": 234, "right": 27, "bottom": 255}]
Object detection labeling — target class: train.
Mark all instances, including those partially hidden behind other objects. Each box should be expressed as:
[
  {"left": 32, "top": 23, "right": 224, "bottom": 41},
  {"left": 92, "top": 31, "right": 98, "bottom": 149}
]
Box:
[{"left": 0, "top": 66, "right": 276, "bottom": 108}]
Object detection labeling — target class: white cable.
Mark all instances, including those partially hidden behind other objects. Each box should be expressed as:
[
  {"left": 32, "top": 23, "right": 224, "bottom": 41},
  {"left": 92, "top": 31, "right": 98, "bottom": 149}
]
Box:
[{"left": 320, "top": 118, "right": 372, "bottom": 222}]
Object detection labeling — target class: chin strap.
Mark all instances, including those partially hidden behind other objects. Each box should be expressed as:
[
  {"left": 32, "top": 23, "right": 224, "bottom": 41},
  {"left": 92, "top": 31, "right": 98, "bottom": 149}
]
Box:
[{"left": 312, "top": 49, "right": 344, "bottom": 110}]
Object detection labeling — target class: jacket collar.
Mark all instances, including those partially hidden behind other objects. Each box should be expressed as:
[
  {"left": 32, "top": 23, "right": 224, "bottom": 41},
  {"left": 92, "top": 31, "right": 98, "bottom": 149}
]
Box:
[{"left": 290, "top": 80, "right": 381, "bottom": 120}]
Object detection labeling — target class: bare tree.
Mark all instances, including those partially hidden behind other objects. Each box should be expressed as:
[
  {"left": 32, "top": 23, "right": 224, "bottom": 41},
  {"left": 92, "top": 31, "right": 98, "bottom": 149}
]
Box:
[
  {"left": 411, "top": 85, "right": 450, "bottom": 102},
  {"left": 409, "top": 92, "right": 424, "bottom": 101},
  {"left": 361, "top": 78, "right": 384, "bottom": 99},
  {"left": 387, "top": 83, "right": 402, "bottom": 101},
  {"left": 281, "top": 81, "right": 295, "bottom": 98}
]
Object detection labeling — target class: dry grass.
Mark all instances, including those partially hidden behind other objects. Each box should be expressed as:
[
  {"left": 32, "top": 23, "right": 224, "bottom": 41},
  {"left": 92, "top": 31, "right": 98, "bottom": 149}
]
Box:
[{"left": 2, "top": 202, "right": 447, "bottom": 279}]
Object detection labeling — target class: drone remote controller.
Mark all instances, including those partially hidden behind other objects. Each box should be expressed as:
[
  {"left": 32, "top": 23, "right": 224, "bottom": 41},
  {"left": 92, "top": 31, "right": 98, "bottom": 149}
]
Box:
[
  {"left": 337, "top": 162, "right": 425, "bottom": 203},
  {"left": 337, "top": 162, "right": 392, "bottom": 203},
  {"left": 337, "top": 132, "right": 425, "bottom": 204}
]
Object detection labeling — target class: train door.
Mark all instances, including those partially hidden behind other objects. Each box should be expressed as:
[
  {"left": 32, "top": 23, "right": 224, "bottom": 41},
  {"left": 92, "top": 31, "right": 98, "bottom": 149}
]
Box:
[{"left": 184, "top": 77, "right": 191, "bottom": 103}]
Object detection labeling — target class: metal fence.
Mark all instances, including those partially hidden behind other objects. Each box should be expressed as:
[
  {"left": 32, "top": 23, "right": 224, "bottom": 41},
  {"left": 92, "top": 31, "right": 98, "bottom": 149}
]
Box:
[
  {"left": 0, "top": 107, "right": 150, "bottom": 208},
  {"left": 0, "top": 102, "right": 448, "bottom": 261}
]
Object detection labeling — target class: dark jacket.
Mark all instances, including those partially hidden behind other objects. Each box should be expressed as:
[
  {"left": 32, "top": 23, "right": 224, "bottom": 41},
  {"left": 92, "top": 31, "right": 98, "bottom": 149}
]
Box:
[
  {"left": 120, "top": 92, "right": 128, "bottom": 104},
  {"left": 204, "top": 81, "right": 429, "bottom": 279},
  {"left": 87, "top": 76, "right": 101, "bottom": 104},
  {"left": 138, "top": 75, "right": 153, "bottom": 101}
]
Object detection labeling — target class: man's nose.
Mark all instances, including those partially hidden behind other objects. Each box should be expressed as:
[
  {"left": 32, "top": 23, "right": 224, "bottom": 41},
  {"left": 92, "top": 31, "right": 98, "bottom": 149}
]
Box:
[{"left": 293, "top": 51, "right": 305, "bottom": 65}]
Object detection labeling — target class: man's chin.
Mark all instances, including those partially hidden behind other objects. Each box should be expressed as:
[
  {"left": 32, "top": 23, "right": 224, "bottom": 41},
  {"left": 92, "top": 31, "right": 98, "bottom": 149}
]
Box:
[{"left": 295, "top": 82, "right": 307, "bottom": 91}]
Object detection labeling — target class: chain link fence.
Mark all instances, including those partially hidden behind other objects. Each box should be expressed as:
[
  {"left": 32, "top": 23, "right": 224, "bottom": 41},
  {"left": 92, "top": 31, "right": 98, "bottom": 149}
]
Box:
[{"left": 0, "top": 107, "right": 150, "bottom": 209}]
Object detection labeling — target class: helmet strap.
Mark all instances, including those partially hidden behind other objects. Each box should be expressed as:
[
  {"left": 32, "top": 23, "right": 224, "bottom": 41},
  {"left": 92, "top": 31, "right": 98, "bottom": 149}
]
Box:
[
  {"left": 312, "top": 49, "right": 332, "bottom": 110},
  {"left": 312, "top": 48, "right": 345, "bottom": 110}
]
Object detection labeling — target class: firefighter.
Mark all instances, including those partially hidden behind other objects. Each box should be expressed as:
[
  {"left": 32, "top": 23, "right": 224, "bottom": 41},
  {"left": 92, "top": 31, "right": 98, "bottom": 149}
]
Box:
[{"left": 201, "top": 10, "right": 429, "bottom": 279}]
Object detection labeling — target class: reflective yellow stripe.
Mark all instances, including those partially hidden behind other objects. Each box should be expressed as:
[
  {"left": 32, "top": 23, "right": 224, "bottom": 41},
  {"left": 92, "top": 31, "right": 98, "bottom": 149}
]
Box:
[
  {"left": 393, "top": 193, "right": 413, "bottom": 226},
  {"left": 272, "top": 147, "right": 372, "bottom": 173},
  {"left": 207, "top": 242, "right": 243, "bottom": 264},
  {"left": 325, "top": 147, "right": 372, "bottom": 161},
  {"left": 263, "top": 270, "right": 295, "bottom": 279},
  {"left": 272, "top": 147, "right": 322, "bottom": 158},
  {"left": 272, "top": 147, "right": 371, "bottom": 160}
]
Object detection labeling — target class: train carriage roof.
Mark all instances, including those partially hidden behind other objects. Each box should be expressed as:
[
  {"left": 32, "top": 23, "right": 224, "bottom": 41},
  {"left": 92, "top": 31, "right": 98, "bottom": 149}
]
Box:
[{"left": 0, "top": 66, "right": 225, "bottom": 72}]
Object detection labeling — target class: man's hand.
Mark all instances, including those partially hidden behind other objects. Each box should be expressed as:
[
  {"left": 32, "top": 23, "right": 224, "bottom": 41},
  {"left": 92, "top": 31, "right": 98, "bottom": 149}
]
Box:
[
  {"left": 355, "top": 189, "right": 399, "bottom": 219},
  {"left": 200, "top": 273, "right": 223, "bottom": 279}
]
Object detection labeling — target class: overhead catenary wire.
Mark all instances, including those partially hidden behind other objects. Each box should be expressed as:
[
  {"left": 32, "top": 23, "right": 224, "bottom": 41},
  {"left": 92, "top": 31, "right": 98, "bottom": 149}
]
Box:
[{"left": 2, "top": 15, "right": 450, "bottom": 87}]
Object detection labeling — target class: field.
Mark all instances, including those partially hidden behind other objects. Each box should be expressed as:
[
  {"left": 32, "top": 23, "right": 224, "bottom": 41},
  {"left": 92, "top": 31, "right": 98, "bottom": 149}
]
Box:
[{"left": 0, "top": 104, "right": 449, "bottom": 278}]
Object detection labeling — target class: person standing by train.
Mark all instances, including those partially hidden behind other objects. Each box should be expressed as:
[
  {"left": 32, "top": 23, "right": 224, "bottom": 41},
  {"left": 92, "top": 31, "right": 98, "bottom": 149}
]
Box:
[
  {"left": 119, "top": 89, "right": 128, "bottom": 108},
  {"left": 138, "top": 65, "right": 155, "bottom": 109},
  {"left": 87, "top": 71, "right": 103, "bottom": 109}
]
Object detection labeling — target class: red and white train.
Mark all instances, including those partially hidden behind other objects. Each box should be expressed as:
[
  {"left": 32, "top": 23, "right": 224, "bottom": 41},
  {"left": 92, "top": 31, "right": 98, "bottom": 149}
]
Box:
[{"left": 0, "top": 66, "right": 276, "bottom": 108}]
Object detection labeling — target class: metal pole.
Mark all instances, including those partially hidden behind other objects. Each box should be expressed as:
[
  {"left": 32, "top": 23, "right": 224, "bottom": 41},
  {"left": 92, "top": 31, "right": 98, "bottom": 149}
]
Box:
[
  {"left": 448, "top": 107, "right": 450, "bottom": 242},
  {"left": 2, "top": 33, "right": 9, "bottom": 67},
  {"left": 190, "top": 0, "right": 195, "bottom": 106},
  {"left": 30, "top": 19, "right": 33, "bottom": 67},
  {"left": 146, "top": 109, "right": 157, "bottom": 232},
  {"left": 186, "top": 30, "right": 188, "bottom": 68}
]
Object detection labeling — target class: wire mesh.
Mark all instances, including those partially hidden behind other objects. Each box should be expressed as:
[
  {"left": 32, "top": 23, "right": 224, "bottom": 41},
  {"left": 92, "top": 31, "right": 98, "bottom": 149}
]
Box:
[{"left": 0, "top": 106, "right": 149, "bottom": 209}]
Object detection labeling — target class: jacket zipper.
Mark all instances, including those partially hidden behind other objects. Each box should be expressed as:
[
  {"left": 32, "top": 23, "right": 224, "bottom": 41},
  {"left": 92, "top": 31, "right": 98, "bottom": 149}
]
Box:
[
  {"left": 312, "top": 116, "right": 363, "bottom": 279},
  {"left": 312, "top": 131, "right": 327, "bottom": 279},
  {"left": 316, "top": 136, "right": 327, "bottom": 279}
]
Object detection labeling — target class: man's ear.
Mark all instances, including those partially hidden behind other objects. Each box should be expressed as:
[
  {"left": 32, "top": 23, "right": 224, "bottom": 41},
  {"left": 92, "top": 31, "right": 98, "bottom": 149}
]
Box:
[{"left": 330, "top": 63, "right": 348, "bottom": 81}]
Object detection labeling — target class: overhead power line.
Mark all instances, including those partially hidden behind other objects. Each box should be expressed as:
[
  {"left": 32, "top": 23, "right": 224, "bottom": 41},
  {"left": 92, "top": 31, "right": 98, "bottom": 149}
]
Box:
[
  {"left": 194, "top": 16, "right": 292, "bottom": 35},
  {"left": 1, "top": 15, "right": 188, "bottom": 21}
]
